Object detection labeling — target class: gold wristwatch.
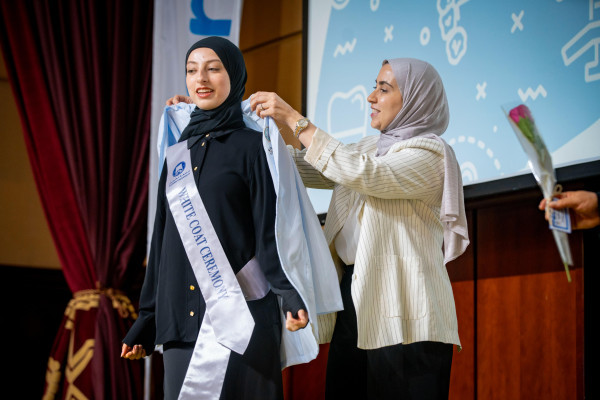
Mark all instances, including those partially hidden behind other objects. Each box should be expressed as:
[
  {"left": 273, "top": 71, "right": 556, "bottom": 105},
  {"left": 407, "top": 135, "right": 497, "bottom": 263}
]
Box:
[{"left": 293, "top": 117, "right": 310, "bottom": 138}]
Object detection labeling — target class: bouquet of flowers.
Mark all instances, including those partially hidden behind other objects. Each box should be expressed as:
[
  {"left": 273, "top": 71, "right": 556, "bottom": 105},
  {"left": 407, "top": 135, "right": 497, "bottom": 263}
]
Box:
[{"left": 503, "top": 103, "right": 573, "bottom": 282}]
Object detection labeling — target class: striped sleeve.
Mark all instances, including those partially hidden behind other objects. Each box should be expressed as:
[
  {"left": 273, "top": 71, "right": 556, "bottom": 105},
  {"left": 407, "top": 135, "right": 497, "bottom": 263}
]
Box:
[
  {"left": 304, "top": 129, "right": 444, "bottom": 200},
  {"left": 287, "top": 144, "right": 336, "bottom": 189}
]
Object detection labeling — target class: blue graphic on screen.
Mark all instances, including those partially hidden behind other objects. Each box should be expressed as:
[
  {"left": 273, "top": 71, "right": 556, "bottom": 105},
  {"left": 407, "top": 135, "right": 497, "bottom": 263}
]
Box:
[
  {"left": 311, "top": 0, "right": 600, "bottom": 188},
  {"left": 190, "top": 0, "right": 232, "bottom": 36}
]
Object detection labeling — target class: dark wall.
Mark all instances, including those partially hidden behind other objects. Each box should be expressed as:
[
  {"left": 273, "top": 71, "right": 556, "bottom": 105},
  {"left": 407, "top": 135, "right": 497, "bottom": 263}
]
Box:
[{"left": 0, "top": 266, "right": 71, "bottom": 399}]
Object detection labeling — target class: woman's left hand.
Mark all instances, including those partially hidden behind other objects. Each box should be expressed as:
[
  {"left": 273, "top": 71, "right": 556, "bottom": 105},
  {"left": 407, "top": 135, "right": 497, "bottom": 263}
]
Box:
[
  {"left": 250, "top": 92, "right": 304, "bottom": 132},
  {"left": 121, "top": 343, "right": 147, "bottom": 360},
  {"left": 166, "top": 95, "right": 193, "bottom": 106},
  {"left": 285, "top": 309, "right": 309, "bottom": 331}
]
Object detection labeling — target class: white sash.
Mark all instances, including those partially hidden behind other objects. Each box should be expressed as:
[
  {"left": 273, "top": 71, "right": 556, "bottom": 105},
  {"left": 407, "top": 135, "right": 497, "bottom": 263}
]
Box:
[{"left": 165, "top": 140, "right": 255, "bottom": 400}]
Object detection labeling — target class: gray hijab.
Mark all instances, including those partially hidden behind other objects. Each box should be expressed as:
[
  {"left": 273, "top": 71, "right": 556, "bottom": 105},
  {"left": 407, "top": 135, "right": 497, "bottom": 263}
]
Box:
[{"left": 376, "top": 58, "right": 468, "bottom": 263}]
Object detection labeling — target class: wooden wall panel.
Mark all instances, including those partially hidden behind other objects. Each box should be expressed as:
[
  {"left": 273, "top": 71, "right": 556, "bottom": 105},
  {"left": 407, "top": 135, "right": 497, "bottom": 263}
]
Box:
[
  {"left": 518, "top": 270, "right": 582, "bottom": 399},
  {"left": 477, "top": 275, "right": 522, "bottom": 399},
  {"left": 243, "top": 35, "right": 303, "bottom": 112},
  {"left": 477, "top": 271, "right": 582, "bottom": 399},
  {"left": 475, "top": 190, "right": 583, "bottom": 278},
  {"left": 475, "top": 192, "right": 584, "bottom": 399},
  {"left": 449, "top": 280, "right": 476, "bottom": 399},
  {"left": 239, "top": 0, "right": 304, "bottom": 149},
  {"left": 239, "top": 0, "right": 302, "bottom": 50},
  {"left": 243, "top": 34, "right": 303, "bottom": 147},
  {"left": 448, "top": 209, "right": 475, "bottom": 400}
]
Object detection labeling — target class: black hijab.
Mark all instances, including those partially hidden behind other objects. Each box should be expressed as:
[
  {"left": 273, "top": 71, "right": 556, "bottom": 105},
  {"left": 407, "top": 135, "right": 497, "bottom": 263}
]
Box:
[{"left": 179, "top": 36, "right": 247, "bottom": 142}]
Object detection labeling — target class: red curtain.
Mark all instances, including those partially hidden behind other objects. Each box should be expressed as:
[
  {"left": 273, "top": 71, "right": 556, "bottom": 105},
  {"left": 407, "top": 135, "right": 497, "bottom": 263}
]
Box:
[{"left": 0, "top": 1, "right": 152, "bottom": 398}]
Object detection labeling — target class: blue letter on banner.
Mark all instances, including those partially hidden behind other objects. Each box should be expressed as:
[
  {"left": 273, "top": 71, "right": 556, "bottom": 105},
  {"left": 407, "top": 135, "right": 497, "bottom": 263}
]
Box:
[{"left": 190, "top": 0, "right": 232, "bottom": 36}]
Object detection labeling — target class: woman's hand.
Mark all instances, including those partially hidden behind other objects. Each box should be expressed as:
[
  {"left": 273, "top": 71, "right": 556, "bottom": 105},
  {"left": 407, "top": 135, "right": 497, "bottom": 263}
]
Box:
[
  {"left": 285, "top": 309, "right": 309, "bottom": 331},
  {"left": 250, "top": 92, "right": 304, "bottom": 131},
  {"left": 250, "top": 92, "right": 317, "bottom": 147},
  {"left": 121, "top": 343, "right": 147, "bottom": 360},
  {"left": 166, "top": 95, "right": 193, "bottom": 106}
]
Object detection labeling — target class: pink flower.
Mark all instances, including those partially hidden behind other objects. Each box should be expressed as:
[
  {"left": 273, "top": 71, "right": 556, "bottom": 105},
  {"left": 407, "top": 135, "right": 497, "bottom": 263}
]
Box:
[
  {"left": 510, "top": 104, "right": 536, "bottom": 143},
  {"left": 509, "top": 104, "right": 532, "bottom": 124}
]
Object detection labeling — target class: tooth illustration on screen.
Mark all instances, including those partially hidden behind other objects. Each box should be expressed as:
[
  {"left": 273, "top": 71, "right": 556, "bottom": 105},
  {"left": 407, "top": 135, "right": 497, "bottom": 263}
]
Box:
[
  {"left": 437, "top": 0, "right": 469, "bottom": 65},
  {"left": 327, "top": 85, "right": 369, "bottom": 140}
]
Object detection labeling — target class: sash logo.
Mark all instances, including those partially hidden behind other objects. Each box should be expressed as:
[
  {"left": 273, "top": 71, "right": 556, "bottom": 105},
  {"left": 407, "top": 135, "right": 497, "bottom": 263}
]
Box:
[
  {"left": 173, "top": 161, "right": 186, "bottom": 177},
  {"left": 264, "top": 127, "right": 273, "bottom": 155}
]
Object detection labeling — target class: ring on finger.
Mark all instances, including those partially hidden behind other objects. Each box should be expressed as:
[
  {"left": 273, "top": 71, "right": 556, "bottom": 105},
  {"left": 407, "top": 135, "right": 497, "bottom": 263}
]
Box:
[{"left": 260, "top": 103, "right": 264, "bottom": 111}]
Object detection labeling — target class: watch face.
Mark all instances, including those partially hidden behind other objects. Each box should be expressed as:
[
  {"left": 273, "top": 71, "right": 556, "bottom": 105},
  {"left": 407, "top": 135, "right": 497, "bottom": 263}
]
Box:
[{"left": 299, "top": 118, "right": 308, "bottom": 128}]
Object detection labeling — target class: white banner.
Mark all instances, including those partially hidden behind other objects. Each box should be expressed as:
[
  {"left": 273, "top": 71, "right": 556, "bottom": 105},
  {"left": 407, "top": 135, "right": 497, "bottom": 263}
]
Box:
[{"left": 149, "top": 0, "right": 243, "bottom": 251}]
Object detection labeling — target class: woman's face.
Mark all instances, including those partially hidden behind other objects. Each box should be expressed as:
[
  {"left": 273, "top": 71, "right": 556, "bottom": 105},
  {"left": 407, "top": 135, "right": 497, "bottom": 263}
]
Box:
[
  {"left": 367, "top": 64, "right": 403, "bottom": 131},
  {"left": 186, "top": 48, "right": 231, "bottom": 110}
]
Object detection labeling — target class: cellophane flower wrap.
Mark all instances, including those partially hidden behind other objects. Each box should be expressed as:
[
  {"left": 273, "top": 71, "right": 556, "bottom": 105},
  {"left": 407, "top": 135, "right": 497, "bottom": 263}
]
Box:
[{"left": 504, "top": 103, "right": 573, "bottom": 282}]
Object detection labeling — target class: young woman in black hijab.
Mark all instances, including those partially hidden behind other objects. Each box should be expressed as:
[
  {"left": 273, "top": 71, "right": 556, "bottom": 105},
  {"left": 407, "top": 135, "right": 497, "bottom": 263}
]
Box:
[{"left": 121, "top": 37, "right": 307, "bottom": 400}]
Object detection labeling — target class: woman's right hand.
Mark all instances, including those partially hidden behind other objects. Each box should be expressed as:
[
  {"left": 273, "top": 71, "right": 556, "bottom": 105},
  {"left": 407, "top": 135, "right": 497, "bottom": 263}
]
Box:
[
  {"left": 251, "top": 92, "right": 317, "bottom": 147},
  {"left": 249, "top": 92, "right": 303, "bottom": 131},
  {"left": 166, "top": 95, "right": 193, "bottom": 106},
  {"left": 121, "top": 343, "right": 147, "bottom": 360}
]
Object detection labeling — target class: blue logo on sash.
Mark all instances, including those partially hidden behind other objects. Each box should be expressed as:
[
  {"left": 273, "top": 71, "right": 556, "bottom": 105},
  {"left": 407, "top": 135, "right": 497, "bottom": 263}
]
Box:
[{"left": 174, "top": 161, "right": 186, "bottom": 177}]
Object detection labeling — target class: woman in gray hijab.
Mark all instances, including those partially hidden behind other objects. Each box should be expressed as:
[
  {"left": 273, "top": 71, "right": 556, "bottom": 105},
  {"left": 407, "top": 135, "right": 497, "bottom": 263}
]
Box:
[{"left": 251, "top": 58, "right": 469, "bottom": 400}]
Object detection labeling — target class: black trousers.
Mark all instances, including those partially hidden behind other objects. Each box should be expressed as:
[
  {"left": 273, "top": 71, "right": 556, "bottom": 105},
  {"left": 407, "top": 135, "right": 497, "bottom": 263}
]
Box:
[
  {"left": 163, "top": 291, "right": 284, "bottom": 400},
  {"left": 326, "top": 265, "right": 454, "bottom": 400}
]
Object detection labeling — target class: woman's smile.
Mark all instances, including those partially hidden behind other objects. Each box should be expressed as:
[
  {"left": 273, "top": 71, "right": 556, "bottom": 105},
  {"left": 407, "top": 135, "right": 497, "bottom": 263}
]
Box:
[{"left": 194, "top": 86, "right": 214, "bottom": 99}]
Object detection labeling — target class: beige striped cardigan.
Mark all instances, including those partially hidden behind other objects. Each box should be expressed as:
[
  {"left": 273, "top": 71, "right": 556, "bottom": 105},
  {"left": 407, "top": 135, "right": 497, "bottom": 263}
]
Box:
[{"left": 289, "top": 128, "right": 460, "bottom": 350}]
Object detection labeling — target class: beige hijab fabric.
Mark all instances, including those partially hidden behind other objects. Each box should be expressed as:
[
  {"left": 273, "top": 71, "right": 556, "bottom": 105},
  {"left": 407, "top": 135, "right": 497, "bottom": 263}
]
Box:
[{"left": 377, "top": 58, "right": 469, "bottom": 264}]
